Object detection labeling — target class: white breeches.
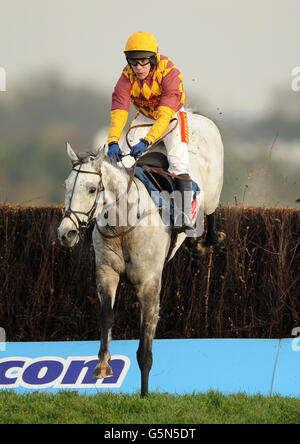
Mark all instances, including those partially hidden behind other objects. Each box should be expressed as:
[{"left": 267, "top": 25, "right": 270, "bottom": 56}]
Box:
[{"left": 123, "top": 107, "right": 190, "bottom": 176}]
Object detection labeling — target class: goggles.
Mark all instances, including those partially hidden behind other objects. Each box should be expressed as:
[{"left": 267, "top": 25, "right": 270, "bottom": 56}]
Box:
[{"left": 128, "top": 58, "right": 151, "bottom": 67}]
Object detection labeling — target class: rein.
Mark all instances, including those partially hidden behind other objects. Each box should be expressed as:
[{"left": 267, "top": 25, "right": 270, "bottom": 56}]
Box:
[
  {"left": 98, "top": 117, "right": 183, "bottom": 240},
  {"left": 120, "top": 117, "right": 179, "bottom": 195},
  {"left": 63, "top": 117, "right": 182, "bottom": 240},
  {"left": 63, "top": 158, "right": 152, "bottom": 241},
  {"left": 125, "top": 117, "right": 178, "bottom": 158},
  {"left": 124, "top": 117, "right": 191, "bottom": 187}
]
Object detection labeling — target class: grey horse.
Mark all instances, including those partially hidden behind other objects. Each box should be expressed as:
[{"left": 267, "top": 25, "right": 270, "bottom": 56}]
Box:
[{"left": 57, "top": 112, "right": 224, "bottom": 397}]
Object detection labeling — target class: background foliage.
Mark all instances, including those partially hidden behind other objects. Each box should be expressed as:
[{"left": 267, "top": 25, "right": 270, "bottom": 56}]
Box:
[{"left": 0, "top": 72, "right": 299, "bottom": 207}]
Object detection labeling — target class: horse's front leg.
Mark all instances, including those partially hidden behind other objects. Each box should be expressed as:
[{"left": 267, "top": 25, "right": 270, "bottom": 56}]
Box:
[
  {"left": 136, "top": 277, "right": 161, "bottom": 398},
  {"left": 93, "top": 265, "right": 119, "bottom": 380}
]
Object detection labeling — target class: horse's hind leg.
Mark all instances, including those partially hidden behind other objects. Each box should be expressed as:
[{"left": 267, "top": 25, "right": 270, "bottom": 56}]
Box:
[
  {"left": 193, "top": 212, "right": 226, "bottom": 256},
  {"left": 136, "top": 277, "right": 161, "bottom": 398},
  {"left": 93, "top": 266, "right": 119, "bottom": 380},
  {"left": 206, "top": 212, "right": 220, "bottom": 244}
]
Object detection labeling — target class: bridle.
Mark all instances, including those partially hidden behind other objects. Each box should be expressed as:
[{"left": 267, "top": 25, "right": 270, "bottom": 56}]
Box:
[
  {"left": 63, "top": 156, "right": 158, "bottom": 241},
  {"left": 63, "top": 160, "right": 104, "bottom": 235}
]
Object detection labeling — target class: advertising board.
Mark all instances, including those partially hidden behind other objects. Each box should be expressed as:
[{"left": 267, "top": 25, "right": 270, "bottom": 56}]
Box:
[{"left": 0, "top": 339, "right": 299, "bottom": 397}]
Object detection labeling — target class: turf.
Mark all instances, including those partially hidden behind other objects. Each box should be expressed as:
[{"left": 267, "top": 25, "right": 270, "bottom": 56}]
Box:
[{"left": 0, "top": 391, "right": 299, "bottom": 424}]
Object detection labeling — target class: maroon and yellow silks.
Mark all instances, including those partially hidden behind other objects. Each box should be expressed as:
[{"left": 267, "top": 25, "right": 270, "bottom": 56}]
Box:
[{"left": 108, "top": 53, "right": 185, "bottom": 144}]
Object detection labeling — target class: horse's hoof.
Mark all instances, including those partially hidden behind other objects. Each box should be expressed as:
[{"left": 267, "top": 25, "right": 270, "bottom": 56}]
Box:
[
  {"left": 216, "top": 231, "right": 226, "bottom": 245},
  {"left": 191, "top": 242, "right": 210, "bottom": 257},
  {"left": 93, "top": 364, "right": 114, "bottom": 379},
  {"left": 191, "top": 231, "right": 226, "bottom": 257}
]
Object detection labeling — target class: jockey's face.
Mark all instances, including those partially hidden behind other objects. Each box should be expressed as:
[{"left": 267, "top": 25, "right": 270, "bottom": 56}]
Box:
[{"left": 131, "top": 60, "right": 151, "bottom": 80}]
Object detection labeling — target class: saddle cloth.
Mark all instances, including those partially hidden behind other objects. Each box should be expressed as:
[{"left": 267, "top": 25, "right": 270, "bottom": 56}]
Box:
[{"left": 134, "top": 152, "right": 200, "bottom": 225}]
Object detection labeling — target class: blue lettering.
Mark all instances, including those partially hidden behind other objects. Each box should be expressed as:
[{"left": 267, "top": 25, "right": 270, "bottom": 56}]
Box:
[
  {"left": 61, "top": 359, "right": 98, "bottom": 384},
  {"left": 0, "top": 360, "right": 25, "bottom": 385},
  {"left": 101, "top": 359, "right": 125, "bottom": 384},
  {"left": 0, "top": 355, "right": 129, "bottom": 389},
  {"left": 22, "top": 360, "right": 64, "bottom": 385}
]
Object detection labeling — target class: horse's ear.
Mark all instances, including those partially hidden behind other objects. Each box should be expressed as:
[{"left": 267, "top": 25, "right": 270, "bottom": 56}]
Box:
[{"left": 66, "top": 142, "right": 79, "bottom": 164}]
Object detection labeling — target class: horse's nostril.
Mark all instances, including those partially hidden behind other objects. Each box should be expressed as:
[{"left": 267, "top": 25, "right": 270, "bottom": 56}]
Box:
[{"left": 67, "top": 230, "right": 78, "bottom": 240}]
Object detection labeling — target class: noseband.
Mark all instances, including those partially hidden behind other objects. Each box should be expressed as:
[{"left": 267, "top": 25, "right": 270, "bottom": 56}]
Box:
[{"left": 64, "top": 160, "right": 104, "bottom": 235}]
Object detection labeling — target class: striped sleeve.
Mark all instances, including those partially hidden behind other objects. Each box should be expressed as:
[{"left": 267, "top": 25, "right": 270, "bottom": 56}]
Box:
[
  {"left": 111, "top": 71, "right": 132, "bottom": 112},
  {"left": 108, "top": 71, "right": 131, "bottom": 144}
]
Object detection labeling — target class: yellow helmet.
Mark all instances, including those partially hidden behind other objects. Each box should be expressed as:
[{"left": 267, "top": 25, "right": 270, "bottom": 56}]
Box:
[
  {"left": 124, "top": 32, "right": 158, "bottom": 71},
  {"left": 124, "top": 31, "right": 158, "bottom": 55}
]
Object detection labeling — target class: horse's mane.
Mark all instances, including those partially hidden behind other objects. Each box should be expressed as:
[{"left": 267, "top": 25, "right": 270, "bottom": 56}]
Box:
[
  {"left": 102, "top": 155, "right": 131, "bottom": 182},
  {"left": 77, "top": 149, "right": 130, "bottom": 182},
  {"left": 76, "top": 151, "right": 97, "bottom": 163}
]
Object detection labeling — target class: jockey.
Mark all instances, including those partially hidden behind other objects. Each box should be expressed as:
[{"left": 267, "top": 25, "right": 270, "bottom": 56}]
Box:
[{"left": 107, "top": 31, "right": 193, "bottom": 230}]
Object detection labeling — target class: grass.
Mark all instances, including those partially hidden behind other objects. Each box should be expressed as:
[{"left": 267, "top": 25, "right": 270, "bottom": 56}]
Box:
[{"left": 0, "top": 391, "right": 299, "bottom": 424}]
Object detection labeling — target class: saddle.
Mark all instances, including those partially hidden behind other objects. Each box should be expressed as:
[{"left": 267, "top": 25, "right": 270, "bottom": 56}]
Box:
[
  {"left": 134, "top": 150, "right": 200, "bottom": 223},
  {"left": 135, "top": 151, "right": 179, "bottom": 263},
  {"left": 133, "top": 148, "right": 201, "bottom": 261},
  {"left": 136, "top": 151, "right": 174, "bottom": 193}
]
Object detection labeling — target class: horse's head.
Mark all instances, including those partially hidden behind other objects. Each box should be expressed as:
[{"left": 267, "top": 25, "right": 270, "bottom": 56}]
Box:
[{"left": 57, "top": 142, "right": 106, "bottom": 248}]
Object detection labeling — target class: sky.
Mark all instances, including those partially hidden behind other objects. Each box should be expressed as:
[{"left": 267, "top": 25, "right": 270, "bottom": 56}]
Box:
[{"left": 0, "top": 0, "right": 300, "bottom": 117}]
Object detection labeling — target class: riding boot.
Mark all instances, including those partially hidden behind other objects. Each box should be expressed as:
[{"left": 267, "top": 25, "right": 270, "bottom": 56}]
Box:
[{"left": 173, "top": 174, "right": 194, "bottom": 232}]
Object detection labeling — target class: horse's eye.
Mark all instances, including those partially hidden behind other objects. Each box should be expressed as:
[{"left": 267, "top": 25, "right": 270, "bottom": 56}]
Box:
[{"left": 89, "top": 187, "right": 97, "bottom": 194}]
